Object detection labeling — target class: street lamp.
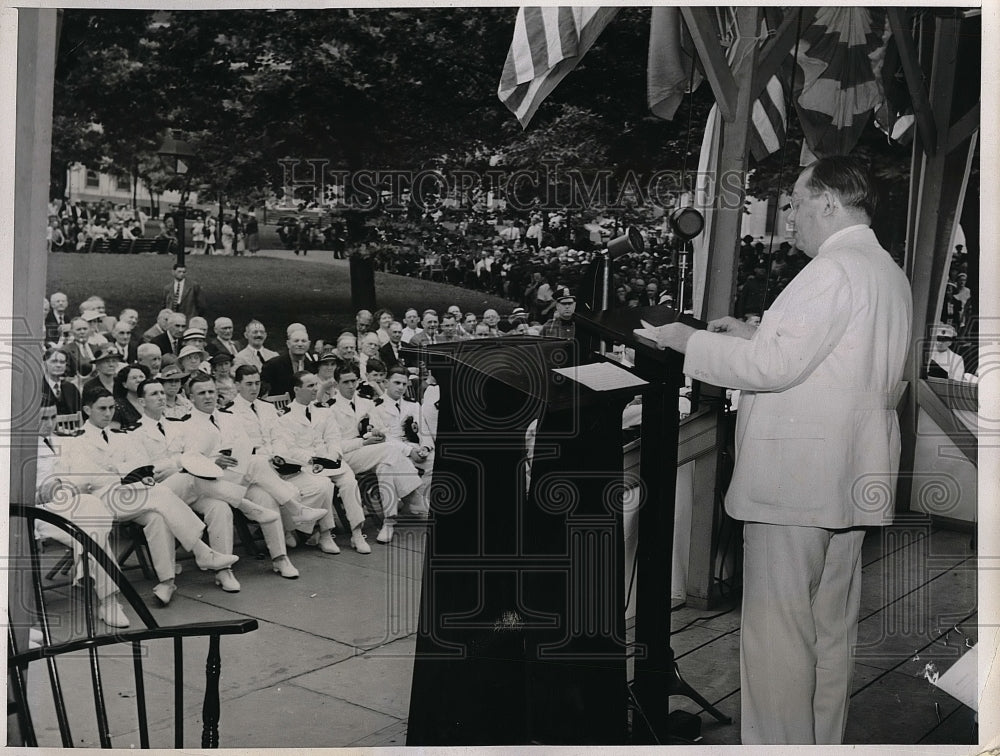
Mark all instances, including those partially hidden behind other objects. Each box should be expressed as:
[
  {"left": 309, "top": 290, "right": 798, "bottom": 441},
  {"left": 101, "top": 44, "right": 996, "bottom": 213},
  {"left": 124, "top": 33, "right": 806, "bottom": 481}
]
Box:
[{"left": 157, "top": 131, "right": 196, "bottom": 266}]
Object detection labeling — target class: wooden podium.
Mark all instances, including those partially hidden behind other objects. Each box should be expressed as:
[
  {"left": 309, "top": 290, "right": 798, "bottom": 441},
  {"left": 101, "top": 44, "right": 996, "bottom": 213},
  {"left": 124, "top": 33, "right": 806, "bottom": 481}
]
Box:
[
  {"left": 406, "top": 317, "right": 729, "bottom": 744},
  {"left": 406, "top": 337, "right": 645, "bottom": 745}
]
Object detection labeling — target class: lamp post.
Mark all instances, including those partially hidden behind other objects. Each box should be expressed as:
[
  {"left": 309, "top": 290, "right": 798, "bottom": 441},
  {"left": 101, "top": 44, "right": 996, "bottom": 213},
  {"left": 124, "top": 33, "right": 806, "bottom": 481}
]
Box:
[{"left": 157, "top": 132, "right": 196, "bottom": 266}]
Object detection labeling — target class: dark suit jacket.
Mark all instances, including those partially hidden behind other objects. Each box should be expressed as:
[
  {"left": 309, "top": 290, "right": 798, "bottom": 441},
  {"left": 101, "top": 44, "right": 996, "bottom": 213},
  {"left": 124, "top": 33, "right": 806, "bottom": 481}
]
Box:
[
  {"left": 142, "top": 324, "right": 164, "bottom": 343},
  {"left": 151, "top": 332, "right": 181, "bottom": 357},
  {"left": 60, "top": 341, "right": 94, "bottom": 378},
  {"left": 113, "top": 341, "right": 139, "bottom": 364},
  {"left": 42, "top": 379, "right": 81, "bottom": 415},
  {"left": 45, "top": 310, "right": 70, "bottom": 344},
  {"left": 206, "top": 337, "right": 244, "bottom": 357},
  {"left": 260, "top": 352, "right": 316, "bottom": 397},
  {"left": 162, "top": 280, "right": 203, "bottom": 319},
  {"left": 379, "top": 341, "right": 405, "bottom": 370}
]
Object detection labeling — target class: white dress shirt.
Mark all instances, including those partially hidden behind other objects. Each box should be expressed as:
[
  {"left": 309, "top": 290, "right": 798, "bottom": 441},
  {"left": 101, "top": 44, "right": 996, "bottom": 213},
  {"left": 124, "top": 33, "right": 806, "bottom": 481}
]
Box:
[{"left": 233, "top": 345, "right": 279, "bottom": 371}]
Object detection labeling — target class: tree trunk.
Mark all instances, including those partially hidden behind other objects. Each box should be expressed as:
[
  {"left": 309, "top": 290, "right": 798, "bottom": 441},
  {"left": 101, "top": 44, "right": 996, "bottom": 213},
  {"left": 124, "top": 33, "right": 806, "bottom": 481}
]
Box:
[
  {"left": 350, "top": 254, "right": 377, "bottom": 312},
  {"left": 131, "top": 157, "right": 138, "bottom": 211}
]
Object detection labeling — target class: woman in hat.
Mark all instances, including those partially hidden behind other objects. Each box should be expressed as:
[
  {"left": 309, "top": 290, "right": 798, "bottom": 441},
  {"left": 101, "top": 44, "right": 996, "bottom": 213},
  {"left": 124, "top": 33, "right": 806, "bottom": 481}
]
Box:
[
  {"left": 210, "top": 352, "right": 237, "bottom": 408},
  {"left": 112, "top": 363, "right": 150, "bottom": 429},
  {"left": 82, "top": 343, "right": 122, "bottom": 395},
  {"left": 177, "top": 343, "right": 210, "bottom": 379},
  {"left": 159, "top": 364, "right": 195, "bottom": 419}
]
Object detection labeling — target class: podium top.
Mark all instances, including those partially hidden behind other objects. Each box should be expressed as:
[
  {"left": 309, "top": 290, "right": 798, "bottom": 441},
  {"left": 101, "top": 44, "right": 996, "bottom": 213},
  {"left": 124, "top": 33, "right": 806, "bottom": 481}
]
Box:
[
  {"left": 575, "top": 304, "right": 705, "bottom": 364},
  {"left": 420, "top": 336, "right": 644, "bottom": 408}
]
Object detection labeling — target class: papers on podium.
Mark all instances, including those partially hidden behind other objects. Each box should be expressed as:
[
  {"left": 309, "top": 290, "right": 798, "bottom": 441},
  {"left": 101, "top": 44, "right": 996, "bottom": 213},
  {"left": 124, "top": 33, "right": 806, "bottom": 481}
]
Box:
[{"left": 552, "top": 361, "right": 647, "bottom": 392}]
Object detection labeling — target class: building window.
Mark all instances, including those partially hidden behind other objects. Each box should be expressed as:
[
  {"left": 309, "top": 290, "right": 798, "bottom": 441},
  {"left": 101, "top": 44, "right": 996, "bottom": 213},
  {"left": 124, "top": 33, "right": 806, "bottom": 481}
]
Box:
[
  {"left": 116, "top": 174, "right": 131, "bottom": 190},
  {"left": 85, "top": 170, "right": 100, "bottom": 188}
]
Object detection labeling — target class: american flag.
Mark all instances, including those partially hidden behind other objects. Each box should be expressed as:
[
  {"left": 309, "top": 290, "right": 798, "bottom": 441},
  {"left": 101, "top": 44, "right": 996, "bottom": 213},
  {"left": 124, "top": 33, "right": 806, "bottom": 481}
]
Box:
[
  {"left": 497, "top": 7, "right": 620, "bottom": 128},
  {"left": 498, "top": 6, "right": 788, "bottom": 161}
]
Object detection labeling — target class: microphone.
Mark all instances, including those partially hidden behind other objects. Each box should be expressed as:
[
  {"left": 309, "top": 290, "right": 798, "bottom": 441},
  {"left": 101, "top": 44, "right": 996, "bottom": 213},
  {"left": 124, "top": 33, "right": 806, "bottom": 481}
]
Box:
[
  {"left": 597, "top": 228, "right": 645, "bottom": 312},
  {"left": 605, "top": 227, "right": 645, "bottom": 260}
]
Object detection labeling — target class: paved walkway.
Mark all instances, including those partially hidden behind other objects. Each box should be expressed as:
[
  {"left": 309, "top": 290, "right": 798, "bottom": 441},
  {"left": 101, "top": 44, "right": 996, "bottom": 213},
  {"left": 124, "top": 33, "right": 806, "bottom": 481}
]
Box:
[
  {"left": 252, "top": 247, "right": 351, "bottom": 267},
  {"left": 28, "top": 521, "right": 426, "bottom": 748}
]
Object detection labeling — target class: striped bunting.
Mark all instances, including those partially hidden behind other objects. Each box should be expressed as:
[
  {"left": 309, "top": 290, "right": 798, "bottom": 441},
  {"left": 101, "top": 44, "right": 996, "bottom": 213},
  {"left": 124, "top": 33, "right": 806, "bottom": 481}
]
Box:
[
  {"left": 497, "top": 7, "right": 620, "bottom": 127},
  {"left": 749, "top": 74, "right": 787, "bottom": 162},
  {"left": 793, "top": 7, "right": 888, "bottom": 158}
]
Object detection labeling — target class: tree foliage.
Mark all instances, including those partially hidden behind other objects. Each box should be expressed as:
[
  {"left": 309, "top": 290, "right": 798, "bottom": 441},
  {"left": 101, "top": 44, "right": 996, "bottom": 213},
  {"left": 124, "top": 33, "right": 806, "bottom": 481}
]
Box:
[{"left": 51, "top": 7, "right": 914, "bottom": 215}]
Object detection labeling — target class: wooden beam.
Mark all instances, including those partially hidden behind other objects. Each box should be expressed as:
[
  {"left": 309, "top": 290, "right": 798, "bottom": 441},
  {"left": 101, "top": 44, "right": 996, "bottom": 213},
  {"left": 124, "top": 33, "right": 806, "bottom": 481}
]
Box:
[
  {"left": 888, "top": 8, "right": 939, "bottom": 156},
  {"left": 946, "top": 103, "right": 980, "bottom": 154},
  {"left": 897, "top": 15, "right": 970, "bottom": 513},
  {"left": 8, "top": 10, "right": 60, "bottom": 735},
  {"left": 751, "top": 6, "right": 818, "bottom": 99},
  {"left": 699, "top": 6, "right": 759, "bottom": 321},
  {"left": 916, "top": 380, "right": 977, "bottom": 466},
  {"left": 680, "top": 6, "right": 737, "bottom": 122}
]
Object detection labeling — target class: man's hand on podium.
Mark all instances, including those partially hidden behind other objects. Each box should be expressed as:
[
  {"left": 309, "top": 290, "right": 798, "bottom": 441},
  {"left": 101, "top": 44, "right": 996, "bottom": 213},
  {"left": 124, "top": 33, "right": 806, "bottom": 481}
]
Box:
[
  {"left": 707, "top": 316, "right": 757, "bottom": 340},
  {"left": 633, "top": 321, "right": 698, "bottom": 354}
]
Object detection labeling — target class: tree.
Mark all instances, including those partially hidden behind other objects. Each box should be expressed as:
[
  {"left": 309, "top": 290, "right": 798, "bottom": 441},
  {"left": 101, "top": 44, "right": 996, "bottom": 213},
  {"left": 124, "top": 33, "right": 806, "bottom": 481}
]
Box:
[{"left": 50, "top": 4, "right": 914, "bottom": 248}]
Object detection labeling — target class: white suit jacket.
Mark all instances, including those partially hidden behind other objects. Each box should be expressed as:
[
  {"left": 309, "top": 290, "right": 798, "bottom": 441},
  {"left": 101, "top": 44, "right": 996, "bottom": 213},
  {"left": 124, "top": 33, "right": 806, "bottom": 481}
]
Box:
[
  {"left": 277, "top": 401, "right": 344, "bottom": 465},
  {"left": 57, "top": 423, "right": 133, "bottom": 493},
  {"left": 227, "top": 395, "right": 291, "bottom": 459},
  {"left": 326, "top": 395, "right": 385, "bottom": 453},
  {"left": 374, "top": 396, "right": 434, "bottom": 455},
  {"left": 684, "top": 226, "right": 912, "bottom": 528}
]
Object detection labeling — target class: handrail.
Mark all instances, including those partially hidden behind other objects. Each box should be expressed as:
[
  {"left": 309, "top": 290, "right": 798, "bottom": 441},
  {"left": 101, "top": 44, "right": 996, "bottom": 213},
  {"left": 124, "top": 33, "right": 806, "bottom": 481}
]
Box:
[{"left": 10, "top": 620, "right": 260, "bottom": 666}]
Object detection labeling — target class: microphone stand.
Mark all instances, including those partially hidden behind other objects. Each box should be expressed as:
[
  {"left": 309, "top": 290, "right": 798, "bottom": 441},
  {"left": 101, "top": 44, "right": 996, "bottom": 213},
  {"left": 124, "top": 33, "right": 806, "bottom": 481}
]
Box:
[{"left": 600, "top": 249, "right": 611, "bottom": 354}]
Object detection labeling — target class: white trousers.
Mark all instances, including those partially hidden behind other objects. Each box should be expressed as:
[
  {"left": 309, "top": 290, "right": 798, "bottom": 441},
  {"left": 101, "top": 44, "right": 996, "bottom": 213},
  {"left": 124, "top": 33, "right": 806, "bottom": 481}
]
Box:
[
  {"left": 740, "top": 522, "right": 866, "bottom": 745},
  {"left": 327, "top": 465, "right": 366, "bottom": 532},
  {"left": 38, "top": 492, "right": 118, "bottom": 599},
  {"left": 242, "top": 486, "right": 292, "bottom": 559},
  {"left": 343, "top": 443, "right": 422, "bottom": 520},
  {"left": 161, "top": 472, "right": 237, "bottom": 555},
  {"left": 96, "top": 483, "right": 206, "bottom": 583}
]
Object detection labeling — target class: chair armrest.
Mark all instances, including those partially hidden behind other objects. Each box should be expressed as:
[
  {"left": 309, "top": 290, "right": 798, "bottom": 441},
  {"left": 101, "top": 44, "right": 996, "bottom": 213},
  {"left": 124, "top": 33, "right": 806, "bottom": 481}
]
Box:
[{"left": 11, "top": 619, "right": 259, "bottom": 665}]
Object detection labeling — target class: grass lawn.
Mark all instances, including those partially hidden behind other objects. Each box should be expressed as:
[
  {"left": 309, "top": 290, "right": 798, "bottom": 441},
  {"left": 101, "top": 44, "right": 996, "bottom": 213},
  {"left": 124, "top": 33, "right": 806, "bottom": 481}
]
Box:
[{"left": 46, "top": 252, "right": 510, "bottom": 350}]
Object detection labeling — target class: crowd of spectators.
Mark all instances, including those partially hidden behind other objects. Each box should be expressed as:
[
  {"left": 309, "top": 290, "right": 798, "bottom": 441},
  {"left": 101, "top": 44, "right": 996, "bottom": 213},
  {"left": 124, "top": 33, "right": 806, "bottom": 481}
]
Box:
[
  {"left": 46, "top": 199, "right": 151, "bottom": 252},
  {"left": 358, "top": 213, "right": 814, "bottom": 323},
  {"left": 34, "top": 278, "right": 592, "bottom": 626},
  {"left": 49, "top": 193, "right": 816, "bottom": 325},
  {"left": 46, "top": 198, "right": 261, "bottom": 256}
]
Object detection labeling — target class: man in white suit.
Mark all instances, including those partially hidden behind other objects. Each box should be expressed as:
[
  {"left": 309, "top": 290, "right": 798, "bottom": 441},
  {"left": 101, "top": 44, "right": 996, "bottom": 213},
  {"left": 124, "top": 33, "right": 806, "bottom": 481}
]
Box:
[
  {"left": 322, "top": 360, "right": 427, "bottom": 543},
  {"left": 641, "top": 156, "right": 912, "bottom": 745},
  {"left": 278, "top": 370, "right": 372, "bottom": 554}
]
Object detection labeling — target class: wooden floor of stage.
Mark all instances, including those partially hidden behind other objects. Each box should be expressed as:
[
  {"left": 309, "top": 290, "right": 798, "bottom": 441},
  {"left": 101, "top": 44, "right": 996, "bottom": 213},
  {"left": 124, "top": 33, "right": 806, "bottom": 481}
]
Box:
[
  {"left": 640, "top": 515, "right": 979, "bottom": 746},
  {"left": 18, "top": 514, "right": 978, "bottom": 748}
]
